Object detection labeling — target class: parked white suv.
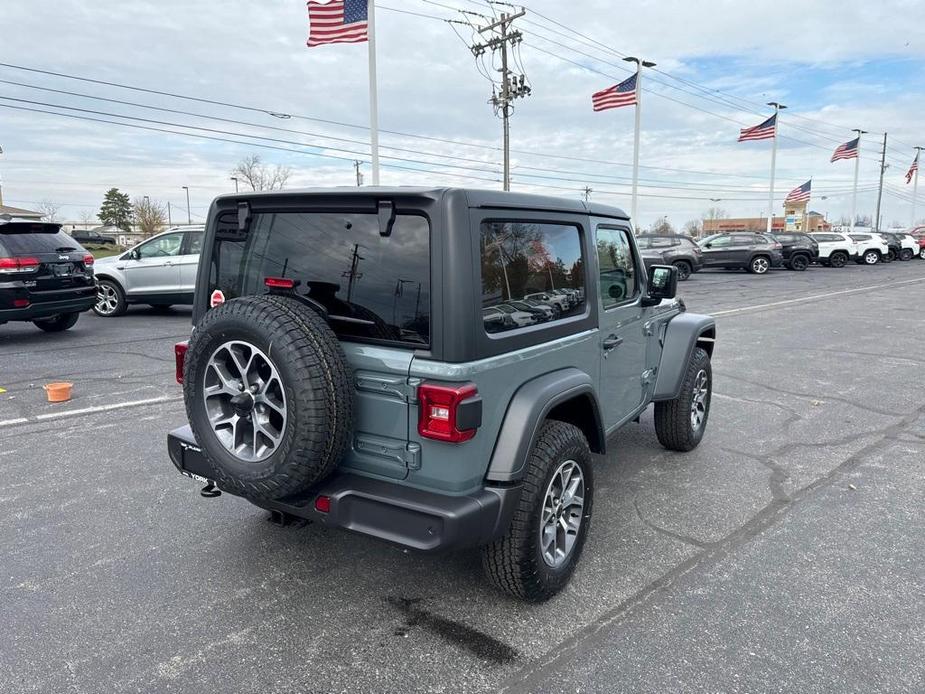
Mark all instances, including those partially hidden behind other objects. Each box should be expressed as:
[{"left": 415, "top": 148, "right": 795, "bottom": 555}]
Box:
[
  {"left": 848, "top": 233, "right": 890, "bottom": 265},
  {"left": 93, "top": 226, "right": 204, "bottom": 316},
  {"left": 809, "top": 232, "right": 856, "bottom": 268},
  {"left": 886, "top": 233, "right": 920, "bottom": 261}
]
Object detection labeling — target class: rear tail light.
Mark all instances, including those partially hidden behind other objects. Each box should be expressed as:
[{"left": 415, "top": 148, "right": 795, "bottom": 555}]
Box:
[
  {"left": 314, "top": 495, "right": 331, "bottom": 513},
  {"left": 174, "top": 341, "right": 189, "bottom": 384},
  {"left": 83, "top": 254, "right": 95, "bottom": 267},
  {"left": 417, "top": 382, "right": 481, "bottom": 443},
  {"left": 0, "top": 257, "right": 40, "bottom": 274},
  {"left": 13, "top": 298, "right": 30, "bottom": 308}
]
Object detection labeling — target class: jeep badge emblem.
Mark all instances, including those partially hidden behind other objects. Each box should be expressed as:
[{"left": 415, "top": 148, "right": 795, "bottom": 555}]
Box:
[{"left": 210, "top": 289, "right": 226, "bottom": 308}]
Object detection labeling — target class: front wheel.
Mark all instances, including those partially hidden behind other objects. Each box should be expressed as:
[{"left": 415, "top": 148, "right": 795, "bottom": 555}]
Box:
[
  {"left": 748, "top": 256, "right": 770, "bottom": 274},
  {"left": 900, "top": 249, "right": 914, "bottom": 261},
  {"left": 654, "top": 347, "right": 712, "bottom": 452},
  {"left": 920, "top": 248, "right": 925, "bottom": 260},
  {"left": 481, "top": 420, "right": 593, "bottom": 602},
  {"left": 33, "top": 312, "right": 81, "bottom": 332},
  {"left": 862, "top": 250, "right": 880, "bottom": 265},
  {"left": 788, "top": 254, "right": 809, "bottom": 271},
  {"left": 673, "top": 260, "right": 692, "bottom": 281},
  {"left": 94, "top": 279, "right": 127, "bottom": 316}
]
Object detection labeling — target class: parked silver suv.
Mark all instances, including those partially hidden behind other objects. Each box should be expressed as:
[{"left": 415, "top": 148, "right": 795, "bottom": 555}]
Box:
[{"left": 93, "top": 225, "right": 204, "bottom": 316}]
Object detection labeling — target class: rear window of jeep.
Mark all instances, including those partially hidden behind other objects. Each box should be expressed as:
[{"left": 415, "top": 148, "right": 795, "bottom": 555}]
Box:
[{"left": 209, "top": 211, "right": 431, "bottom": 346}]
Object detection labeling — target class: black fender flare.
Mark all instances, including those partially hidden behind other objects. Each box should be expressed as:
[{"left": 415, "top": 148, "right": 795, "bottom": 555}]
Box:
[
  {"left": 653, "top": 312, "right": 715, "bottom": 401},
  {"left": 485, "top": 368, "right": 604, "bottom": 483}
]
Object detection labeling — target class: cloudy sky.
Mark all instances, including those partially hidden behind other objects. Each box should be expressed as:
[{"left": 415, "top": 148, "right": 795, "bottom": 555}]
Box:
[{"left": 1, "top": 0, "right": 923, "bottom": 229}]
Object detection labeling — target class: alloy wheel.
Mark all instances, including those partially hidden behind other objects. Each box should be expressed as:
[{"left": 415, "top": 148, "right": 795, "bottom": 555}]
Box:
[
  {"left": 540, "top": 460, "right": 585, "bottom": 568},
  {"left": 752, "top": 257, "right": 769, "bottom": 274},
  {"left": 864, "top": 251, "right": 879, "bottom": 265},
  {"left": 690, "top": 369, "right": 709, "bottom": 431},
  {"left": 95, "top": 282, "right": 119, "bottom": 315},
  {"left": 203, "top": 340, "right": 287, "bottom": 462}
]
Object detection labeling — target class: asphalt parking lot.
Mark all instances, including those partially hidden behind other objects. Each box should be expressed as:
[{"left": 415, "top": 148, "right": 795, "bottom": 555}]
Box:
[{"left": 2, "top": 262, "right": 924, "bottom": 693}]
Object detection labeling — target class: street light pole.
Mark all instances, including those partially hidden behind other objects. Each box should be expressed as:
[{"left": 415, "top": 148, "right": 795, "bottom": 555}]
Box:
[
  {"left": 0, "top": 144, "right": 4, "bottom": 208},
  {"left": 181, "top": 186, "right": 191, "bottom": 225},
  {"left": 623, "top": 57, "right": 656, "bottom": 226},
  {"left": 231, "top": 177, "right": 239, "bottom": 193}
]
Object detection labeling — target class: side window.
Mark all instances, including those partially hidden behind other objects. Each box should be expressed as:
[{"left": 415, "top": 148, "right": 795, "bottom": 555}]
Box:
[
  {"left": 479, "top": 220, "right": 586, "bottom": 334},
  {"left": 187, "top": 232, "right": 203, "bottom": 254},
  {"left": 596, "top": 226, "right": 638, "bottom": 309},
  {"left": 707, "top": 235, "right": 732, "bottom": 247},
  {"left": 137, "top": 232, "right": 184, "bottom": 259},
  {"left": 732, "top": 235, "right": 755, "bottom": 246}
]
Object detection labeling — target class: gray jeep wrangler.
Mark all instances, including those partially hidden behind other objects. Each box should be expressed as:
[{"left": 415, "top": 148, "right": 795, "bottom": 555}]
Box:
[{"left": 168, "top": 188, "right": 716, "bottom": 602}]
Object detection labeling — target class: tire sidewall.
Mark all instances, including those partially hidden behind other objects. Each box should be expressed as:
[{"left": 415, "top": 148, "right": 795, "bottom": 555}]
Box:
[
  {"left": 830, "top": 252, "right": 847, "bottom": 268},
  {"left": 790, "top": 254, "right": 808, "bottom": 271},
  {"left": 528, "top": 436, "right": 594, "bottom": 595},
  {"left": 680, "top": 349, "right": 712, "bottom": 447},
  {"left": 674, "top": 260, "right": 692, "bottom": 281}
]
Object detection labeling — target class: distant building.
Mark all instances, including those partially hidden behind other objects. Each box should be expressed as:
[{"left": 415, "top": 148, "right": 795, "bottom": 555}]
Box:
[
  {"left": 703, "top": 210, "right": 831, "bottom": 235},
  {"left": 0, "top": 204, "right": 43, "bottom": 220}
]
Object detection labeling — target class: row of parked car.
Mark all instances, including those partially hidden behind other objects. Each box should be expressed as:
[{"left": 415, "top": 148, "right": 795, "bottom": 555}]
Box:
[
  {"left": 638, "top": 228, "right": 925, "bottom": 280},
  {"left": 2, "top": 210, "right": 924, "bottom": 334}
]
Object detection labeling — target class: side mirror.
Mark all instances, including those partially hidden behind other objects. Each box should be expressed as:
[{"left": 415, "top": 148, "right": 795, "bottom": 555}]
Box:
[
  {"left": 703, "top": 242, "right": 712, "bottom": 249},
  {"left": 129, "top": 249, "right": 140, "bottom": 260},
  {"left": 642, "top": 264, "right": 677, "bottom": 307}
]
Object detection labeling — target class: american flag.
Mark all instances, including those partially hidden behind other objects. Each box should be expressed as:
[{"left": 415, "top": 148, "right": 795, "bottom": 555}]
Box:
[
  {"left": 307, "top": 0, "right": 368, "bottom": 47},
  {"left": 784, "top": 179, "right": 812, "bottom": 204},
  {"left": 592, "top": 74, "right": 638, "bottom": 111},
  {"left": 830, "top": 137, "right": 859, "bottom": 162},
  {"left": 737, "top": 114, "right": 777, "bottom": 142},
  {"left": 906, "top": 152, "right": 919, "bottom": 184}
]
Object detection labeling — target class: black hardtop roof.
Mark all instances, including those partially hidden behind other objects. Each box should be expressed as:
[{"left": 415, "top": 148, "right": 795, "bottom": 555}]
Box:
[{"left": 214, "top": 187, "right": 630, "bottom": 221}]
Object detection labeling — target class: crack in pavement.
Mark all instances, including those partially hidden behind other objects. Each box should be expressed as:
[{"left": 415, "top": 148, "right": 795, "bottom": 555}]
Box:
[
  {"left": 500, "top": 399, "right": 925, "bottom": 693},
  {"left": 631, "top": 493, "right": 710, "bottom": 549}
]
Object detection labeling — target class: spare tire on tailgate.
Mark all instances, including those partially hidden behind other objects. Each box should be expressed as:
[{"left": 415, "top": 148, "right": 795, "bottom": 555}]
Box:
[{"left": 183, "top": 294, "right": 353, "bottom": 500}]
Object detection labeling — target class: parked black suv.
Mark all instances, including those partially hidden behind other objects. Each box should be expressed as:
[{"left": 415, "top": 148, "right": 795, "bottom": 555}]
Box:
[
  {"left": 697, "top": 232, "right": 784, "bottom": 274},
  {"left": 769, "top": 233, "right": 819, "bottom": 271},
  {"left": 636, "top": 234, "right": 704, "bottom": 280},
  {"left": 71, "top": 230, "right": 116, "bottom": 246},
  {"left": 0, "top": 217, "right": 97, "bottom": 331}
]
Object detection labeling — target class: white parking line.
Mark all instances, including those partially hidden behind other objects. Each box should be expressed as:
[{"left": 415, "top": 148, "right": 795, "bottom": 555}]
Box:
[
  {"left": 0, "top": 395, "right": 182, "bottom": 428},
  {"left": 712, "top": 276, "right": 925, "bottom": 317}
]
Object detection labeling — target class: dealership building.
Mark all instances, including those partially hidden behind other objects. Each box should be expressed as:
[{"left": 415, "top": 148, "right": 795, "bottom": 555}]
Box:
[{"left": 703, "top": 201, "right": 831, "bottom": 235}]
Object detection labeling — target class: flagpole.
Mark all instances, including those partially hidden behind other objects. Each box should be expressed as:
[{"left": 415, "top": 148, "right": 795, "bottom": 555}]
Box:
[
  {"left": 367, "top": 0, "right": 380, "bottom": 185},
  {"left": 766, "top": 102, "right": 784, "bottom": 234},
  {"left": 850, "top": 128, "right": 865, "bottom": 233},
  {"left": 623, "top": 57, "right": 654, "bottom": 229},
  {"left": 912, "top": 147, "right": 922, "bottom": 227}
]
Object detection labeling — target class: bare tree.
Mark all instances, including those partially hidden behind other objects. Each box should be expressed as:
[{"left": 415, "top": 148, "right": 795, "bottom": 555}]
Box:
[
  {"left": 649, "top": 217, "right": 675, "bottom": 236},
  {"left": 230, "top": 154, "right": 292, "bottom": 191},
  {"left": 133, "top": 197, "right": 167, "bottom": 238},
  {"left": 37, "top": 200, "right": 60, "bottom": 222},
  {"left": 704, "top": 206, "right": 728, "bottom": 222},
  {"left": 682, "top": 219, "right": 702, "bottom": 237},
  {"left": 78, "top": 209, "right": 96, "bottom": 229}
]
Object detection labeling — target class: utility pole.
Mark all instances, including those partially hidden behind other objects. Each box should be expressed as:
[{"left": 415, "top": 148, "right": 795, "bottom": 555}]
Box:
[
  {"left": 850, "top": 129, "right": 867, "bottom": 232},
  {"left": 182, "top": 186, "right": 191, "bottom": 225},
  {"left": 464, "top": 9, "right": 530, "bottom": 191},
  {"left": 167, "top": 201, "right": 172, "bottom": 227},
  {"left": 583, "top": 186, "right": 592, "bottom": 202},
  {"left": 911, "top": 146, "right": 922, "bottom": 227},
  {"left": 874, "top": 132, "right": 888, "bottom": 233},
  {"left": 354, "top": 160, "right": 364, "bottom": 187},
  {"left": 231, "top": 176, "right": 239, "bottom": 193},
  {"left": 343, "top": 243, "right": 365, "bottom": 303},
  {"left": 0, "top": 144, "right": 5, "bottom": 207},
  {"left": 766, "top": 102, "right": 785, "bottom": 235}
]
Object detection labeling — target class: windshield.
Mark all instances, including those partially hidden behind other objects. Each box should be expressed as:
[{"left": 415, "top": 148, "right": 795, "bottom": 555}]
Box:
[{"left": 210, "top": 211, "right": 431, "bottom": 346}]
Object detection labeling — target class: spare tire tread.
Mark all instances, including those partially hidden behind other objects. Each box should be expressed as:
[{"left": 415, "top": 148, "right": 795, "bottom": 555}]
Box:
[{"left": 183, "top": 295, "right": 353, "bottom": 500}]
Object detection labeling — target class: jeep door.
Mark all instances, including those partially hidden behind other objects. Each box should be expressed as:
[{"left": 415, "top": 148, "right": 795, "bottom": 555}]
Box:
[
  {"left": 595, "top": 223, "right": 648, "bottom": 427},
  {"left": 121, "top": 231, "right": 183, "bottom": 297}
]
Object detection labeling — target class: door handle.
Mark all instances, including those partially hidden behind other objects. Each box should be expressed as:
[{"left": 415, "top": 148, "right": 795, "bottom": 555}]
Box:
[
  {"left": 602, "top": 334, "right": 623, "bottom": 351},
  {"left": 163, "top": 261, "right": 173, "bottom": 266}
]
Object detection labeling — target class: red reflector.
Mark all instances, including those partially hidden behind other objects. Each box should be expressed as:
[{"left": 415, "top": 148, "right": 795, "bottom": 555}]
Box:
[
  {"left": 174, "top": 341, "right": 189, "bottom": 384},
  {"left": 314, "top": 495, "right": 331, "bottom": 513},
  {"left": 265, "top": 277, "right": 295, "bottom": 289},
  {"left": 417, "top": 382, "right": 478, "bottom": 443},
  {"left": 83, "top": 254, "right": 95, "bottom": 266},
  {"left": 13, "top": 298, "right": 30, "bottom": 308}
]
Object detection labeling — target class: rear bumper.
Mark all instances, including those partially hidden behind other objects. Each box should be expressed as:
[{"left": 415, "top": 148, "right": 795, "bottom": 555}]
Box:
[
  {"left": 0, "top": 290, "right": 96, "bottom": 321},
  {"left": 167, "top": 426, "right": 521, "bottom": 552}
]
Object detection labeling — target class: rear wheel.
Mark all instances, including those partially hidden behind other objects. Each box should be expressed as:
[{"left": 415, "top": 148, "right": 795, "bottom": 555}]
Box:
[
  {"left": 886, "top": 249, "right": 897, "bottom": 262},
  {"left": 33, "top": 312, "right": 80, "bottom": 332},
  {"left": 673, "top": 260, "right": 692, "bottom": 281},
  {"left": 900, "top": 248, "right": 914, "bottom": 261},
  {"left": 828, "top": 251, "right": 848, "bottom": 268},
  {"left": 788, "top": 254, "right": 809, "bottom": 271},
  {"left": 748, "top": 255, "right": 770, "bottom": 274},
  {"left": 862, "top": 250, "right": 880, "bottom": 265},
  {"left": 654, "top": 347, "right": 712, "bottom": 452},
  {"left": 94, "top": 279, "right": 127, "bottom": 317},
  {"left": 481, "top": 420, "right": 593, "bottom": 602},
  {"left": 920, "top": 248, "right": 925, "bottom": 260}
]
